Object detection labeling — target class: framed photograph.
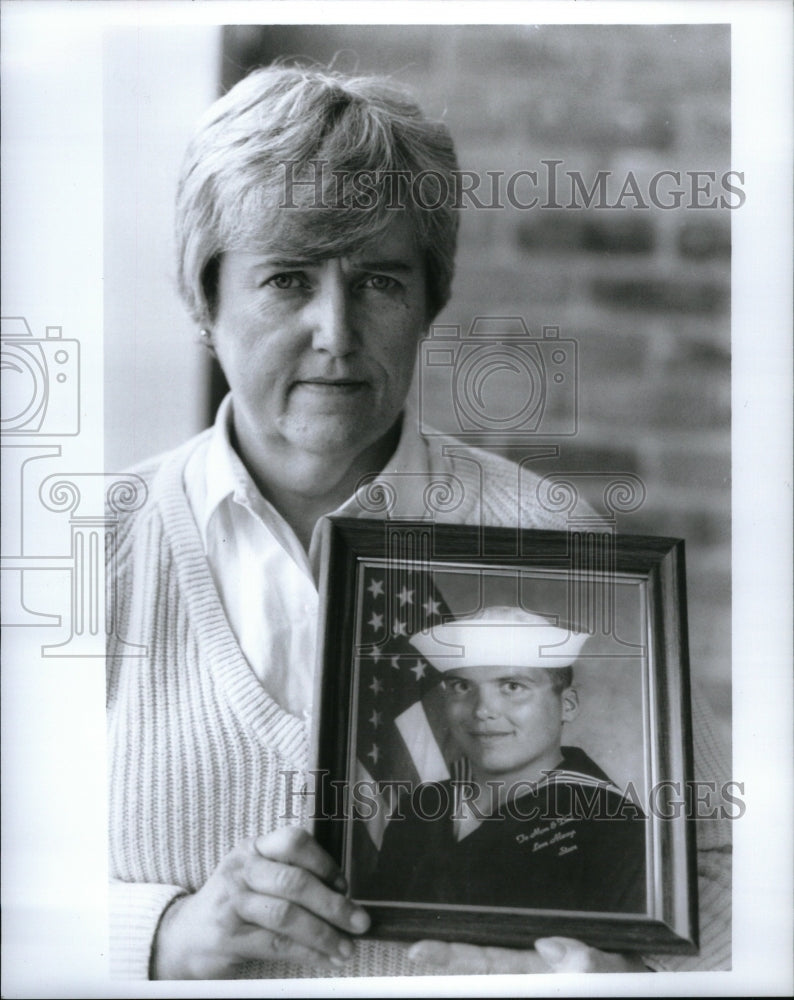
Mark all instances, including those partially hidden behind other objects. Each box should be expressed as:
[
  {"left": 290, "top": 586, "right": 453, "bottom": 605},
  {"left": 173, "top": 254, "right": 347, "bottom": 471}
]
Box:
[{"left": 312, "top": 517, "right": 698, "bottom": 955}]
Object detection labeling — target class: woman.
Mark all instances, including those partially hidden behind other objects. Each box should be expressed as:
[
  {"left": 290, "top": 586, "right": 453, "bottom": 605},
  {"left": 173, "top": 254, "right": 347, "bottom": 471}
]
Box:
[{"left": 107, "top": 64, "right": 731, "bottom": 979}]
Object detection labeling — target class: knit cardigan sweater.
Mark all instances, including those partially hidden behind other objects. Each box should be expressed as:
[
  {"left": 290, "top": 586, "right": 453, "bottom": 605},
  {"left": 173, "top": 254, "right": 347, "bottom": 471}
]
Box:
[{"left": 108, "top": 431, "right": 732, "bottom": 979}]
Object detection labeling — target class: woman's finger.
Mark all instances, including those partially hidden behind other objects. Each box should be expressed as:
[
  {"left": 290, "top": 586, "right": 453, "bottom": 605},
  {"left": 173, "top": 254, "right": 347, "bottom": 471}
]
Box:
[
  {"left": 254, "top": 828, "right": 344, "bottom": 889},
  {"left": 407, "top": 939, "right": 549, "bottom": 973},
  {"left": 230, "top": 921, "right": 354, "bottom": 970},
  {"left": 236, "top": 886, "right": 362, "bottom": 961},
  {"left": 241, "top": 854, "right": 370, "bottom": 935}
]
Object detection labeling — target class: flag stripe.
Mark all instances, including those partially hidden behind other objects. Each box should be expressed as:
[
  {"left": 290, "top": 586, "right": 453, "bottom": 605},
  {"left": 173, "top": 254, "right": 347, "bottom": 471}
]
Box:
[
  {"left": 354, "top": 557, "right": 454, "bottom": 854},
  {"left": 355, "top": 760, "right": 390, "bottom": 850},
  {"left": 395, "top": 701, "right": 450, "bottom": 784}
]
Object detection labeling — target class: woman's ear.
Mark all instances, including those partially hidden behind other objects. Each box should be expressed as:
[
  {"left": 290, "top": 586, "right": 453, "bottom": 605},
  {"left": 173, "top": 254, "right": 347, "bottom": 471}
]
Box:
[{"left": 199, "top": 328, "right": 218, "bottom": 358}]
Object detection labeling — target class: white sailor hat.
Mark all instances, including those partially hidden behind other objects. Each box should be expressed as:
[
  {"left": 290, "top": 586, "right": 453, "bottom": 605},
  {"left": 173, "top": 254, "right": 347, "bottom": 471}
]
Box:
[{"left": 408, "top": 605, "right": 589, "bottom": 672}]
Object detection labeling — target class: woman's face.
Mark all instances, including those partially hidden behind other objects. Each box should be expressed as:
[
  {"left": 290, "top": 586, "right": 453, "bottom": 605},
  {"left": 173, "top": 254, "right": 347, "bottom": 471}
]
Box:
[{"left": 209, "top": 214, "right": 428, "bottom": 476}]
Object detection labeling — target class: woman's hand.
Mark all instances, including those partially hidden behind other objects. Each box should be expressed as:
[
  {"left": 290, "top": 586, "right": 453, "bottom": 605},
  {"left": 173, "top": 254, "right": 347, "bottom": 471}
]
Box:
[
  {"left": 407, "top": 937, "right": 649, "bottom": 974},
  {"left": 151, "top": 827, "right": 370, "bottom": 979}
]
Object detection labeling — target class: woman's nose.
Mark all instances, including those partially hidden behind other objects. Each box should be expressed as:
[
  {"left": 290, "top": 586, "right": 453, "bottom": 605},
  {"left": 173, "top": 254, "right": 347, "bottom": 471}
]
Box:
[{"left": 310, "top": 269, "right": 356, "bottom": 357}]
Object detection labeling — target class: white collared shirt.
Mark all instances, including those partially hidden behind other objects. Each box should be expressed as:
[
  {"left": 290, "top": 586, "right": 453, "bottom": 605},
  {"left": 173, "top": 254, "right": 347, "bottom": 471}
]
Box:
[{"left": 183, "top": 395, "right": 444, "bottom": 718}]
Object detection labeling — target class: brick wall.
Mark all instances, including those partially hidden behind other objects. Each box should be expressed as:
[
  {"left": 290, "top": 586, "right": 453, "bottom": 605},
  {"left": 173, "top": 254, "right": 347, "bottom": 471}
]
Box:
[{"left": 221, "top": 24, "right": 732, "bottom": 740}]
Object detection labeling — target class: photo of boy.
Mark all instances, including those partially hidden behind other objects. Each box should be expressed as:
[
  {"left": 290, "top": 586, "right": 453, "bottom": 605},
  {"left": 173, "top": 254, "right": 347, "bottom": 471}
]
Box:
[{"left": 363, "top": 606, "right": 647, "bottom": 914}]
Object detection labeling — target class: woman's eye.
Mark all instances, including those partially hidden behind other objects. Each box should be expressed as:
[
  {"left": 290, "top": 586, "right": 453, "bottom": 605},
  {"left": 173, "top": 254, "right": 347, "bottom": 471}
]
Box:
[
  {"left": 362, "top": 274, "right": 397, "bottom": 292},
  {"left": 265, "top": 273, "right": 304, "bottom": 290}
]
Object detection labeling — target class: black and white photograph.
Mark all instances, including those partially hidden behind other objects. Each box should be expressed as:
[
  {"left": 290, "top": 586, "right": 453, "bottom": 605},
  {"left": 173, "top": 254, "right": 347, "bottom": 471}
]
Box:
[
  {"left": 1, "top": 2, "right": 792, "bottom": 997},
  {"left": 312, "top": 520, "right": 697, "bottom": 954}
]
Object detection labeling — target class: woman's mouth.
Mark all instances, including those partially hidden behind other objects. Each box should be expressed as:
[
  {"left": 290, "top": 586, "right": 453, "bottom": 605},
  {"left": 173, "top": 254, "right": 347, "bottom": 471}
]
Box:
[{"left": 293, "top": 378, "right": 367, "bottom": 393}]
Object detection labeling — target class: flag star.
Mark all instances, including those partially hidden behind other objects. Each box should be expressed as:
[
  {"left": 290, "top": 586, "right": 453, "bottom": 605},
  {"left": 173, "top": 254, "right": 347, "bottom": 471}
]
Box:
[
  {"left": 367, "top": 744, "right": 380, "bottom": 766},
  {"left": 369, "top": 709, "right": 382, "bottom": 729},
  {"left": 390, "top": 656, "right": 401, "bottom": 670},
  {"left": 367, "top": 578, "right": 384, "bottom": 599},
  {"left": 368, "top": 611, "right": 384, "bottom": 631},
  {"left": 397, "top": 586, "right": 414, "bottom": 606},
  {"left": 369, "top": 676, "right": 383, "bottom": 696},
  {"left": 370, "top": 644, "right": 382, "bottom": 663},
  {"left": 410, "top": 660, "right": 427, "bottom": 681},
  {"left": 392, "top": 619, "right": 407, "bottom": 637},
  {"left": 423, "top": 597, "right": 441, "bottom": 617}
]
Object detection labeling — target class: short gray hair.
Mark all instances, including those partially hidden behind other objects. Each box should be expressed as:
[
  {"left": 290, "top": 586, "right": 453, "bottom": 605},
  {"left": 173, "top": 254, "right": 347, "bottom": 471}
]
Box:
[{"left": 175, "top": 64, "right": 460, "bottom": 326}]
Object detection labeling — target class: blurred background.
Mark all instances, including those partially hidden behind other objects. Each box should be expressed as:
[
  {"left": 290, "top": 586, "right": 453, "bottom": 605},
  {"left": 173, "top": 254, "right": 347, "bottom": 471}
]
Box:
[{"left": 104, "top": 24, "right": 731, "bottom": 741}]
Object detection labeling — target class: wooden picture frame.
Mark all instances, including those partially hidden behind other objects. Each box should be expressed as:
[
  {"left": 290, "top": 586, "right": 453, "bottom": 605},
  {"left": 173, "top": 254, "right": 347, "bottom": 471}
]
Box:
[{"left": 311, "top": 518, "right": 698, "bottom": 955}]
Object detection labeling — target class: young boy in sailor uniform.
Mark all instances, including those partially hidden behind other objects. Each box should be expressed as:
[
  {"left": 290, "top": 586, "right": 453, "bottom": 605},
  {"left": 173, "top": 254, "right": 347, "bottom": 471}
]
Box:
[{"left": 364, "top": 606, "right": 647, "bottom": 914}]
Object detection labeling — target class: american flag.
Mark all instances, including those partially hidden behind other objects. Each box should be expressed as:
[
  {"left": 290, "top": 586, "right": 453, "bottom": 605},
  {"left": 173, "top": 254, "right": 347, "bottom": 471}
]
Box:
[{"left": 350, "top": 558, "right": 458, "bottom": 873}]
